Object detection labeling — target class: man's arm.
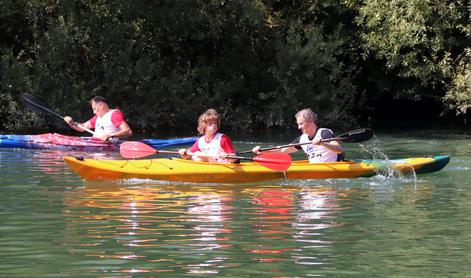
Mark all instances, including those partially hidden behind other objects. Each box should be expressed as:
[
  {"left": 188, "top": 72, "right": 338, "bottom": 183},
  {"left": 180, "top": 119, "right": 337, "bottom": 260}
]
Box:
[
  {"left": 113, "top": 121, "right": 132, "bottom": 139},
  {"left": 313, "top": 130, "right": 343, "bottom": 154},
  {"left": 64, "top": 116, "right": 93, "bottom": 133}
]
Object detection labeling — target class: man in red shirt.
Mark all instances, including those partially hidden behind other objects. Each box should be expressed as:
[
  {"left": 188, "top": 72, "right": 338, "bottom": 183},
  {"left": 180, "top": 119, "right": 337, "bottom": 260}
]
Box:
[{"left": 64, "top": 96, "right": 132, "bottom": 141}]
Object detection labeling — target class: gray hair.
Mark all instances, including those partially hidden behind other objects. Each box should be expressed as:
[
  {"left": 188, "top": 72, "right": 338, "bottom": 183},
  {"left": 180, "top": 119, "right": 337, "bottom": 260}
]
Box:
[{"left": 295, "top": 108, "right": 317, "bottom": 124}]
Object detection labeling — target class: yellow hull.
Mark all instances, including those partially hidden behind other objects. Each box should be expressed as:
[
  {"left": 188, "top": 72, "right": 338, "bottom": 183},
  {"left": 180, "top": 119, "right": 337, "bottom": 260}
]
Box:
[{"left": 63, "top": 155, "right": 450, "bottom": 183}]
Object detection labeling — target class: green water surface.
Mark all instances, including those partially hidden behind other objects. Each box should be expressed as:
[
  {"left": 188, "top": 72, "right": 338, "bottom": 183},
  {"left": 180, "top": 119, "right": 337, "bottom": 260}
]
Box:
[{"left": 0, "top": 130, "right": 469, "bottom": 277}]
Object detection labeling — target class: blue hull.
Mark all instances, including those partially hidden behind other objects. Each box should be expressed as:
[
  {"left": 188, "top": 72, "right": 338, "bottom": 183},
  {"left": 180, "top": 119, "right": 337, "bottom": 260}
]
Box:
[
  {"left": 0, "top": 133, "right": 196, "bottom": 151},
  {"left": 141, "top": 137, "right": 197, "bottom": 149}
]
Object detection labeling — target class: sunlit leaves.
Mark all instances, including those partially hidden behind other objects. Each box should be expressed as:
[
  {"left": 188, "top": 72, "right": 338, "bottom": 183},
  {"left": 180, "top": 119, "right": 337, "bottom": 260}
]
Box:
[
  {"left": 352, "top": 0, "right": 471, "bottom": 113},
  {"left": 444, "top": 48, "right": 471, "bottom": 115}
]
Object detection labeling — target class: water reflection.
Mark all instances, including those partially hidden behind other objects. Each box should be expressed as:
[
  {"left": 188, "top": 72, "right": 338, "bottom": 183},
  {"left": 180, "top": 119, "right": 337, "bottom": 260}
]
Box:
[
  {"left": 63, "top": 183, "right": 234, "bottom": 274},
  {"left": 1, "top": 132, "right": 467, "bottom": 276},
  {"left": 1, "top": 146, "right": 453, "bottom": 276},
  {"left": 248, "top": 188, "right": 295, "bottom": 264},
  {"left": 182, "top": 190, "right": 234, "bottom": 274},
  {"left": 291, "top": 187, "right": 351, "bottom": 267},
  {"left": 60, "top": 182, "right": 358, "bottom": 275}
]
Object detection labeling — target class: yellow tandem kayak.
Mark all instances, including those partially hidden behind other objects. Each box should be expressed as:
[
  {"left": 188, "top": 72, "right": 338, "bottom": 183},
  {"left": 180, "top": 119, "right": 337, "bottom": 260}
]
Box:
[{"left": 63, "top": 155, "right": 450, "bottom": 183}]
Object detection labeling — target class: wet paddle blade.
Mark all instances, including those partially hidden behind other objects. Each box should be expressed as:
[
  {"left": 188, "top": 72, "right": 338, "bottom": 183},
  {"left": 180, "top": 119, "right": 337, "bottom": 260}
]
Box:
[
  {"left": 336, "top": 128, "right": 374, "bottom": 143},
  {"left": 21, "top": 92, "right": 64, "bottom": 120},
  {"left": 120, "top": 141, "right": 157, "bottom": 158},
  {"left": 251, "top": 153, "right": 292, "bottom": 171}
]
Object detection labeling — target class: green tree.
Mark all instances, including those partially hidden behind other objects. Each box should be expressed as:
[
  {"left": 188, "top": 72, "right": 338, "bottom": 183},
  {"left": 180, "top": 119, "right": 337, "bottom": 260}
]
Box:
[{"left": 350, "top": 0, "right": 471, "bottom": 116}]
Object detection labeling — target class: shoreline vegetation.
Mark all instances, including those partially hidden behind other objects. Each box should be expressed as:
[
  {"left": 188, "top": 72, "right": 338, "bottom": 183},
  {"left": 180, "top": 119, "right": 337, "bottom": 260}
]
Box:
[{"left": 1, "top": 1, "right": 470, "bottom": 133}]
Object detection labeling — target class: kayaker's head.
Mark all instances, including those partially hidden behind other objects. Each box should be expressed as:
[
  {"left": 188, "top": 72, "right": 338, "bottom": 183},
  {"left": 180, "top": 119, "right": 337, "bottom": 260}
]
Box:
[
  {"left": 90, "top": 96, "right": 111, "bottom": 117},
  {"left": 197, "top": 109, "right": 221, "bottom": 136},
  {"left": 295, "top": 108, "right": 317, "bottom": 136}
]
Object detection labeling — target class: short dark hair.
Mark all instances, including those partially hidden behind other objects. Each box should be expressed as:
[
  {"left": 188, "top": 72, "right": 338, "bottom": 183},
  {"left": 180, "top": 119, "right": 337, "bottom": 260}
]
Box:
[{"left": 90, "top": 96, "right": 108, "bottom": 105}]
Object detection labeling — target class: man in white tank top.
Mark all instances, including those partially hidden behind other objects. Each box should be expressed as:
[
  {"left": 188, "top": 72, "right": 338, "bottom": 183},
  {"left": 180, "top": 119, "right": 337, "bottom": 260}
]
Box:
[
  {"left": 64, "top": 96, "right": 132, "bottom": 141},
  {"left": 252, "top": 108, "right": 343, "bottom": 163}
]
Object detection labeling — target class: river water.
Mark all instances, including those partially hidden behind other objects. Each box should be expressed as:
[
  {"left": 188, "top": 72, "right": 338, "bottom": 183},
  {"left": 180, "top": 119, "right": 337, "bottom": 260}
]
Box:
[{"left": 0, "top": 130, "right": 470, "bottom": 277}]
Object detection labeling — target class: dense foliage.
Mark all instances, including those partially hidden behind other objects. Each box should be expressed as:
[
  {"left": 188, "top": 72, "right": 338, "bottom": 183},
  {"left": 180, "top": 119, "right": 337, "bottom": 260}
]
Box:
[{"left": 0, "top": 0, "right": 469, "bottom": 133}]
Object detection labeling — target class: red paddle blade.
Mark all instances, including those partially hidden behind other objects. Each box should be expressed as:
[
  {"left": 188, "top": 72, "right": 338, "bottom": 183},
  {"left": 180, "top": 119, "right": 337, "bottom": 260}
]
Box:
[
  {"left": 120, "top": 141, "right": 157, "bottom": 159},
  {"left": 252, "top": 153, "right": 292, "bottom": 171}
]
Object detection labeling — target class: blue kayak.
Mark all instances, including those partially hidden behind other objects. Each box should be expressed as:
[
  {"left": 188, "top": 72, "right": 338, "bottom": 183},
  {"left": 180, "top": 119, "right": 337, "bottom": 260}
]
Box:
[
  {"left": 140, "top": 137, "right": 197, "bottom": 149},
  {"left": 0, "top": 133, "right": 196, "bottom": 151}
]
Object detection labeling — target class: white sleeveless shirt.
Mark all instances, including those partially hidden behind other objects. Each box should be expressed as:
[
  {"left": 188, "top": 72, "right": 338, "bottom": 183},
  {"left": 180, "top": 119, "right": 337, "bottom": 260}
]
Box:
[
  {"left": 94, "top": 109, "right": 120, "bottom": 138},
  {"left": 300, "top": 128, "right": 339, "bottom": 163},
  {"left": 197, "top": 133, "right": 227, "bottom": 162}
]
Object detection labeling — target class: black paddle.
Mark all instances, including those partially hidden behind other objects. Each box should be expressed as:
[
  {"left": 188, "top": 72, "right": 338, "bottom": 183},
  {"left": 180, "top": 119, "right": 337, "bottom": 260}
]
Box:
[
  {"left": 21, "top": 92, "right": 95, "bottom": 135},
  {"left": 239, "top": 128, "right": 374, "bottom": 154},
  {"left": 22, "top": 92, "right": 66, "bottom": 121}
]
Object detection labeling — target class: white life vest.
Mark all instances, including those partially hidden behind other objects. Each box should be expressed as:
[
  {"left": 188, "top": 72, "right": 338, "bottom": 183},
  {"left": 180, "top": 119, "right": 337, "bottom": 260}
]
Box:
[
  {"left": 94, "top": 109, "right": 120, "bottom": 138},
  {"left": 197, "top": 133, "right": 227, "bottom": 163},
  {"left": 300, "top": 128, "right": 339, "bottom": 163}
]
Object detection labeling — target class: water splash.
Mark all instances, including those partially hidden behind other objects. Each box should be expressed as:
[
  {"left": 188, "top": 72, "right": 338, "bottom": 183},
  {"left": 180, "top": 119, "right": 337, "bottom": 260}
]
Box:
[{"left": 358, "top": 137, "right": 417, "bottom": 186}]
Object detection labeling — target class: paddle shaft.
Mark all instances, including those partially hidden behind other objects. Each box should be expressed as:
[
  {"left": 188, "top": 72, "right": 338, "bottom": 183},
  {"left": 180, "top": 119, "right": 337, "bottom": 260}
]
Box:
[
  {"left": 53, "top": 112, "right": 96, "bottom": 136},
  {"left": 161, "top": 149, "right": 251, "bottom": 161},
  {"left": 171, "top": 151, "right": 292, "bottom": 170},
  {"left": 239, "top": 128, "right": 373, "bottom": 154},
  {"left": 68, "top": 122, "right": 96, "bottom": 136},
  {"left": 239, "top": 137, "right": 341, "bottom": 154}
]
